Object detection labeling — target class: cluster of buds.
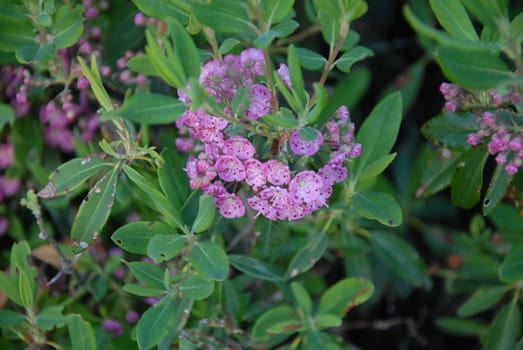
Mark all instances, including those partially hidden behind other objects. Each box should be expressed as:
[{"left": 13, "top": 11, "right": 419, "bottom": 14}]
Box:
[
  {"left": 440, "top": 82, "right": 523, "bottom": 175},
  {"left": 175, "top": 48, "right": 361, "bottom": 221}
]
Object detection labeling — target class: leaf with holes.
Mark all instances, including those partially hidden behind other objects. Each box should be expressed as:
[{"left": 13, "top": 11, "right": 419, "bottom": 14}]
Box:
[{"left": 146, "top": 234, "right": 186, "bottom": 262}]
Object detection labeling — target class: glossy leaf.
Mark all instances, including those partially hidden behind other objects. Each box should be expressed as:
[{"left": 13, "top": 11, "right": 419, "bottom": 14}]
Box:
[
  {"left": 192, "top": 0, "right": 256, "bottom": 33},
  {"left": 485, "top": 302, "right": 522, "bottom": 350},
  {"left": 296, "top": 47, "right": 326, "bottom": 71},
  {"left": 291, "top": 282, "right": 313, "bottom": 315},
  {"left": 131, "top": 0, "right": 189, "bottom": 22},
  {"left": 499, "top": 243, "right": 523, "bottom": 283},
  {"left": 38, "top": 157, "right": 111, "bottom": 198},
  {"left": 370, "top": 231, "right": 431, "bottom": 288},
  {"left": 191, "top": 195, "right": 216, "bottom": 233},
  {"left": 78, "top": 56, "right": 113, "bottom": 112},
  {"left": 0, "top": 271, "right": 21, "bottom": 306},
  {"left": 335, "top": 46, "right": 373, "bottom": 73},
  {"left": 229, "top": 254, "right": 282, "bottom": 281},
  {"left": 68, "top": 315, "right": 96, "bottom": 350},
  {"left": 123, "top": 284, "right": 165, "bottom": 297},
  {"left": 158, "top": 148, "right": 190, "bottom": 211},
  {"left": 437, "top": 46, "right": 514, "bottom": 88},
  {"left": 118, "top": 93, "right": 185, "bottom": 125},
  {"left": 18, "top": 271, "right": 34, "bottom": 309},
  {"left": 52, "top": 4, "right": 84, "bottom": 48},
  {"left": 261, "top": 0, "right": 295, "bottom": 24},
  {"left": 112, "top": 221, "right": 174, "bottom": 255},
  {"left": 126, "top": 55, "right": 159, "bottom": 76},
  {"left": 314, "top": 313, "right": 342, "bottom": 330},
  {"left": 288, "top": 44, "right": 307, "bottom": 111},
  {"left": 429, "top": 0, "right": 478, "bottom": 41},
  {"left": 318, "top": 277, "right": 374, "bottom": 316},
  {"left": 285, "top": 231, "right": 327, "bottom": 279},
  {"left": 352, "top": 190, "right": 403, "bottom": 226},
  {"left": 457, "top": 286, "right": 507, "bottom": 317},
  {"left": 147, "top": 234, "right": 186, "bottom": 262},
  {"left": 435, "top": 317, "right": 488, "bottom": 337},
  {"left": 124, "top": 261, "right": 165, "bottom": 290},
  {"left": 178, "top": 275, "right": 214, "bottom": 300},
  {"left": 219, "top": 38, "right": 240, "bottom": 54},
  {"left": 417, "top": 150, "right": 462, "bottom": 198},
  {"left": 70, "top": 165, "right": 119, "bottom": 246},
  {"left": 421, "top": 112, "right": 477, "bottom": 150},
  {"left": 145, "top": 30, "right": 185, "bottom": 88},
  {"left": 0, "top": 310, "right": 25, "bottom": 327},
  {"left": 136, "top": 297, "right": 178, "bottom": 350},
  {"left": 168, "top": 18, "right": 200, "bottom": 79},
  {"left": 252, "top": 305, "right": 301, "bottom": 342},
  {"left": 254, "top": 19, "right": 299, "bottom": 48},
  {"left": 483, "top": 163, "right": 513, "bottom": 215},
  {"left": 357, "top": 153, "right": 397, "bottom": 182},
  {"left": 189, "top": 241, "right": 229, "bottom": 281},
  {"left": 450, "top": 146, "right": 488, "bottom": 209},
  {"left": 350, "top": 92, "right": 402, "bottom": 182},
  {"left": 461, "top": 0, "right": 508, "bottom": 30}
]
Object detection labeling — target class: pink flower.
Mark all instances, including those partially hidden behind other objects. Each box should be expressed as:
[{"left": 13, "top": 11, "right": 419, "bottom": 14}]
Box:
[
  {"left": 289, "top": 171, "right": 323, "bottom": 203},
  {"left": 102, "top": 319, "right": 122, "bottom": 337},
  {"left": 223, "top": 136, "right": 256, "bottom": 160},
  {"left": 246, "top": 84, "right": 271, "bottom": 120},
  {"left": 126, "top": 310, "right": 140, "bottom": 324},
  {"left": 244, "top": 158, "right": 266, "bottom": 190},
  {"left": 0, "top": 144, "right": 14, "bottom": 169},
  {"left": 134, "top": 12, "right": 147, "bottom": 26},
  {"left": 215, "top": 155, "right": 246, "bottom": 182},
  {"left": 277, "top": 63, "right": 291, "bottom": 88},
  {"left": 263, "top": 160, "right": 291, "bottom": 186},
  {"left": 0, "top": 177, "right": 21, "bottom": 198},
  {"left": 318, "top": 164, "right": 347, "bottom": 186},
  {"left": 0, "top": 216, "right": 8, "bottom": 236},
  {"left": 289, "top": 128, "right": 323, "bottom": 156},
  {"left": 240, "top": 48, "right": 265, "bottom": 76},
  {"left": 216, "top": 194, "right": 245, "bottom": 218}
]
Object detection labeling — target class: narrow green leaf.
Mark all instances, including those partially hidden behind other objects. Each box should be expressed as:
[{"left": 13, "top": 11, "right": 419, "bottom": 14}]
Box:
[
  {"left": 457, "top": 286, "right": 507, "bottom": 317},
  {"left": 450, "top": 146, "right": 488, "bottom": 209},
  {"left": 229, "top": 254, "right": 282, "bottom": 281},
  {"left": 38, "top": 156, "right": 111, "bottom": 198},
  {"left": 252, "top": 305, "right": 301, "bottom": 342},
  {"left": 158, "top": 147, "right": 190, "bottom": 212},
  {"left": 112, "top": 221, "right": 174, "bottom": 255},
  {"left": 0, "top": 310, "right": 25, "bottom": 327},
  {"left": 352, "top": 190, "right": 403, "bottom": 227},
  {"left": 191, "top": 195, "right": 216, "bottom": 233},
  {"left": 437, "top": 46, "right": 514, "bottom": 88},
  {"left": 191, "top": 0, "right": 257, "bottom": 33},
  {"left": 435, "top": 317, "right": 488, "bottom": 337},
  {"left": 78, "top": 56, "right": 113, "bottom": 112},
  {"left": 499, "top": 243, "right": 523, "bottom": 283},
  {"left": 461, "top": 0, "right": 508, "bottom": 30},
  {"left": 178, "top": 276, "right": 214, "bottom": 300},
  {"left": 421, "top": 112, "right": 477, "bottom": 150},
  {"left": 123, "top": 284, "right": 165, "bottom": 297},
  {"left": 483, "top": 163, "right": 513, "bottom": 215},
  {"left": 136, "top": 297, "right": 178, "bottom": 350},
  {"left": 126, "top": 55, "right": 159, "bottom": 76},
  {"left": 285, "top": 231, "right": 327, "bottom": 279},
  {"left": 0, "top": 271, "right": 22, "bottom": 306},
  {"left": 70, "top": 165, "right": 119, "bottom": 246},
  {"left": 254, "top": 19, "right": 299, "bottom": 48},
  {"left": 417, "top": 150, "right": 462, "bottom": 198},
  {"left": 147, "top": 234, "right": 186, "bottom": 262},
  {"left": 485, "top": 302, "right": 522, "bottom": 350},
  {"left": 314, "top": 313, "right": 342, "bottom": 330},
  {"left": 291, "top": 282, "right": 313, "bottom": 315},
  {"left": 262, "top": 113, "right": 300, "bottom": 128},
  {"left": 119, "top": 93, "right": 185, "bottom": 125},
  {"left": 318, "top": 277, "right": 374, "bottom": 316},
  {"left": 350, "top": 92, "right": 402, "bottom": 182},
  {"left": 168, "top": 18, "right": 200, "bottom": 79},
  {"left": 52, "top": 4, "right": 84, "bottom": 48},
  {"left": 429, "top": 0, "right": 478, "bottom": 41},
  {"left": 288, "top": 44, "right": 307, "bottom": 111},
  {"left": 296, "top": 47, "right": 326, "bottom": 71},
  {"left": 262, "top": 0, "right": 295, "bottom": 24},
  {"left": 305, "top": 83, "right": 328, "bottom": 124},
  {"left": 189, "top": 241, "right": 229, "bottom": 281},
  {"left": 219, "top": 38, "right": 240, "bottom": 54},
  {"left": 145, "top": 30, "right": 185, "bottom": 88},
  {"left": 68, "top": 315, "right": 96, "bottom": 350},
  {"left": 131, "top": 0, "right": 189, "bottom": 22},
  {"left": 357, "top": 153, "right": 397, "bottom": 182},
  {"left": 335, "top": 46, "right": 374, "bottom": 73},
  {"left": 124, "top": 261, "right": 165, "bottom": 290},
  {"left": 370, "top": 231, "right": 431, "bottom": 288}
]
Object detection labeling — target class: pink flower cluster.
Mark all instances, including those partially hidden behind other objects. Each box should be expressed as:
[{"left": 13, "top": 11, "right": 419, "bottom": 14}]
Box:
[
  {"left": 175, "top": 49, "right": 361, "bottom": 221},
  {"left": 440, "top": 82, "right": 523, "bottom": 175}
]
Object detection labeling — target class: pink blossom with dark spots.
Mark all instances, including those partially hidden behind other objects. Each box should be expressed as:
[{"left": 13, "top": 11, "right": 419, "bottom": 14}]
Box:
[
  {"left": 289, "top": 128, "right": 323, "bottom": 156},
  {"left": 289, "top": 170, "right": 323, "bottom": 203},
  {"left": 215, "top": 155, "right": 246, "bottom": 182},
  {"left": 216, "top": 194, "right": 245, "bottom": 218},
  {"left": 263, "top": 160, "right": 291, "bottom": 186},
  {"left": 223, "top": 136, "right": 256, "bottom": 160}
]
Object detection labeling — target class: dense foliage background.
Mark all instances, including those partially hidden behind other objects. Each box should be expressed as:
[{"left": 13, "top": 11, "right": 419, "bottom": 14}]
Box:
[{"left": 1, "top": 0, "right": 523, "bottom": 349}]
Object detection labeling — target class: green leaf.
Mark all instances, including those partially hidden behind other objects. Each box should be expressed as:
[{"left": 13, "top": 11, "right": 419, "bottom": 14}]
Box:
[
  {"left": 450, "top": 146, "right": 488, "bottom": 209},
  {"left": 0, "top": 103, "right": 15, "bottom": 132},
  {"left": 261, "top": 0, "right": 295, "bottom": 24},
  {"left": 0, "top": 271, "right": 22, "bottom": 306},
  {"left": 122, "top": 284, "right": 165, "bottom": 297},
  {"left": 318, "top": 277, "right": 374, "bottom": 316},
  {"left": 358, "top": 153, "right": 397, "bottom": 182},
  {"left": 38, "top": 157, "right": 111, "bottom": 198},
  {"left": 262, "top": 113, "right": 300, "bottom": 129},
  {"left": 36, "top": 305, "right": 67, "bottom": 331},
  {"left": 252, "top": 305, "right": 301, "bottom": 342},
  {"left": 70, "top": 165, "right": 119, "bottom": 246},
  {"left": 124, "top": 261, "right": 165, "bottom": 290},
  {"left": 229, "top": 254, "right": 282, "bottom": 281},
  {"left": 168, "top": 18, "right": 200, "bottom": 79},
  {"left": 191, "top": 0, "right": 257, "bottom": 33},
  {"left": 191, "top": 195, "right": 215, "bottom": 233},
  {"left": 131, "top": 0, "right": 189, "bottom": 22},
  {"left": 126, "top": 55, "right": 159, "bottom": 76},
  {"left": 112, "top": 221, "right": 174, "bottom": 255},
  {"left": 499, "top": 243, "right": 523, "bottom": 283},
  {"left": 16, "top": 43, "right": 56, "bottom": 63},
  {"left": 145, "top": 30, "right": 185, "bottom": 88},
  {"left": 335, "top": 46, "right": 374, "bottom": 73},
  {"left": 124, "top": 165, "right": 183, "bottom": 228},
  {"left": 352, "top": 190, "right": 403, "bottom": 227},
  {"left": 118, "top": 93, "right": 185, "bottom": 125},
  {"left": 18, "top": 271, "right": 34, "bottom": 309},
  {"left": 178, "top": 275, "right": 214, "bottom": 300},
  {"left": 435, "top": 317, "right": 488, "bottom": 337},
  {"left": 314, "top": 313, "right": 342, "bottom": 330},
  {"left": 437, "top": 46, "right": 514, "bottom": 89},
  {"left": 288, "top": 44, "right": 307, "bottom": 112},
  {"left": 158, "top": 147, "right": 190, "bottom": 213},
  {"left": 68, "top": 315, "right": 96, "bottom": 350},
  {"left": 78, "top": 56, "right": 113, "bottom": 112},
  {"left": 483, "top": 163, "right": 513, "bottom": 215},
  {"left": 0, "top": 310, "right": 25, "bottom": 327},
  {"left": 421, "top": 112, "right": 477, "bottom": 149},
  {"left": 429, "top": 0, "right": 478, "bottom": 41},
  {"left": 306, "top": 83, "right": 328, "bottom": 124},
  {"left": 296, "top": 47, "right": 326, "bottom": 71},
  {"left": 417, "top": 150, "right": 462, "bottom": 198},
  {"left": 0, "top": 15, "right": 34, "bottom": 52},
  {"left": 370, "top": 231, "right": 431, "bottom": 288},
  {"left": 291, "top": 282, "right": 313, "bottom": 315},
  {"left": 285, "top": 231, "right": 327, "bottom": 279},
  {"left": 147, "top": 234, "right": 186, "bottom": 262},
  {"left": 52, "top": 4, "right": 84, "bottom": 48},
  {"left": 254, "top": 19, "right": 299, "bottom": 48},
  {"left": 350, "top": 92, "right": 402, "bottom": 182},
  {"left": 457, "top": 286, "right": 507, "bottom": 317},
  {"left": 136, "top": 297, "right": 178, "bottom": 350},
  {"left": 461, "top": 0, "right": 508, "bottom": 30},
  {"left": 219, "top": 38, "right": 240, "bottom": 54},
  {"left": 189, "top": 241, "right": 229, "bottom": 281},
  {"left": 485, "top": 302, "right": 522, "bottom": 350}
]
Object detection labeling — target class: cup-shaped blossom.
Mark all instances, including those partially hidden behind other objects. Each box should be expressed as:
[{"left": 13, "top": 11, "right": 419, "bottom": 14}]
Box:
[
  {"left": 216, "top": 194, "right": 246, "bottom": 218},
  {"left": 244, "top": 158, "right": 266, "bottom": 190},
  {"left": 223, "top": 136, "right": 256, "bottom": 160},
  {"left": 318, "top": 164, "right": 347, "bottom": 187},
  {"left": 289, "top": 170, "right": 323, "bottom": 204},
  {"left": 215, "top": 155, "right": 246, "bottom": 182},
  {"left": 246, "top": 84, "right": 271, "bottom": 120},
  {"left": 290, "top": 128, "right": 323, "bottom": 156},
  {"left": 263, "top": 160, "right": 291, "bottom": 186}
]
